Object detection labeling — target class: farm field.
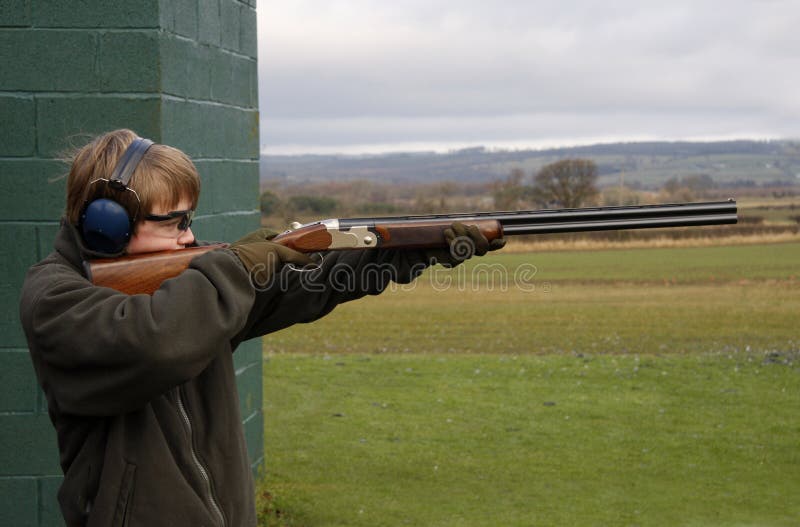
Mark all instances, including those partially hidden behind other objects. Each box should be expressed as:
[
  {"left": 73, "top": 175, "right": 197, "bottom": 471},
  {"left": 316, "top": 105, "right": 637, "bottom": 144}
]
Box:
[{"left": 258, "top": 242, "right": 800, "bottom": 526}]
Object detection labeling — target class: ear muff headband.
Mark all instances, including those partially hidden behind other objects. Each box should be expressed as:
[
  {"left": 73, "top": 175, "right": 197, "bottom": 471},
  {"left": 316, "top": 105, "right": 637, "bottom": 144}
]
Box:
[{"left": 109, "top": 138, "right": 154, "bottom": 190}]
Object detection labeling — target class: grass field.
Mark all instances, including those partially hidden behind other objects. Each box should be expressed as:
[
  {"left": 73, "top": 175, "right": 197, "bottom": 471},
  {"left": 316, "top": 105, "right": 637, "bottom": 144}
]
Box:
[{"left": 258, "top": 242, "right": 800, "bottom": 526}]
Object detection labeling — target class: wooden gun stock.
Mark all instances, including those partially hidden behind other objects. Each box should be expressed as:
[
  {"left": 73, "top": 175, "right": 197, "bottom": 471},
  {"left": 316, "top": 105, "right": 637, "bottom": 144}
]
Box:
[{"left": 86, "top": 244, "right": 227, "bottom": 295}]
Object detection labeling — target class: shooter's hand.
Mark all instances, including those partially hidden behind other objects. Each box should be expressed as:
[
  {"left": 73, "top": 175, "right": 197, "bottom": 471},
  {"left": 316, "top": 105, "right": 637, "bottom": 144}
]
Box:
[
  {"left": 229, "top": 228, "right": 314, "bottom": 276},
  {"left": 427, "top": 222, "right": 506, "bottom": 266}
]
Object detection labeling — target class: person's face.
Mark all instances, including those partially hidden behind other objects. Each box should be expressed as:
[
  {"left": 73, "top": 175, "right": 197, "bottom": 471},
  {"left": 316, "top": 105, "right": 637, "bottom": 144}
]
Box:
[{"left": 126, "top": 197, "right": 195, "bottom": 254}]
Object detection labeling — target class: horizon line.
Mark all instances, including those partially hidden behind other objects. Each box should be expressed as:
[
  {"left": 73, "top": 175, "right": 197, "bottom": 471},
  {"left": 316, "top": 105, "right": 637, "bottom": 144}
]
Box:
[{"left": 260, "top": 135, "right": 794, "bottom": 157}]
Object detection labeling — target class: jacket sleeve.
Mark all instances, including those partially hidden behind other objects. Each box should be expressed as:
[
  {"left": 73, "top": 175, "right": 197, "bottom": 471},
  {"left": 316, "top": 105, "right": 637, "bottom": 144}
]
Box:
[
  {"left": 20, "top": 249, "right": 255, "bottom": 416},
  {"left": 235, "top": 247, "right": 436, "bottom": 341}
]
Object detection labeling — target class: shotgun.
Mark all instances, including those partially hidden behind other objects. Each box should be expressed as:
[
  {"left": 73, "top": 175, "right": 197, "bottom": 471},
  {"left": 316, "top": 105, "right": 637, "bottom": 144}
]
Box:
[{"left": 86, "top": 199, "right": 738, "bottom": 295}]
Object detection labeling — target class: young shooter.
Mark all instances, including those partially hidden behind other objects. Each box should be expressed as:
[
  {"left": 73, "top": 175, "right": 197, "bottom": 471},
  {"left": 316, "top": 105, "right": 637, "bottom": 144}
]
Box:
[{"left": 19, "top": 129, "right": 504, "bottom": 526}]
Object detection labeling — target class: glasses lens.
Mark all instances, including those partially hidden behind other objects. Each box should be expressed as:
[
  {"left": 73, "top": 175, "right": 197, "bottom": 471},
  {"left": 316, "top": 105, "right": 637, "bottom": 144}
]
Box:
[
  {"left": 178, "top": 211, "right": 194, "bottom": 231},
  {"left": 178, "top": 214, "right": 192, "bottom": 232},
  {"left": 144, "top": 209, "right": 194, "bottom": 233}
]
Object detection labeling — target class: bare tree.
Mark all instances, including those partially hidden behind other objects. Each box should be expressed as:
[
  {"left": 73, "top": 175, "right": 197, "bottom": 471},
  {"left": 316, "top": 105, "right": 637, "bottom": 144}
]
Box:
[
  {"left": 531, "top": 159, "right": 599, "bottom": 208},
  {"left": 492, "top": 168, "right": 528, "bottom": 209}
]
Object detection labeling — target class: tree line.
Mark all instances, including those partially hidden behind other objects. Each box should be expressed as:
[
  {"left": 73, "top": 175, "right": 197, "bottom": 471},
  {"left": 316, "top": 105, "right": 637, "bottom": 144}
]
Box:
[{"left": 259, "top": 157, "right": 742, "bottom": 222}]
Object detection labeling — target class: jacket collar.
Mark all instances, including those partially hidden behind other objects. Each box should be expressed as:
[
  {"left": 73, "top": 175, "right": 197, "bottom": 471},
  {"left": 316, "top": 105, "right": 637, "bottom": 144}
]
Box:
[{"left": 54, "top": 219, "right": 126, "bottom": 270}]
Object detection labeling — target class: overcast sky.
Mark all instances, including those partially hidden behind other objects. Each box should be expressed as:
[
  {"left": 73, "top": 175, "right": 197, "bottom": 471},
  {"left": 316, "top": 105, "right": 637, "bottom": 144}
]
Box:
[{"left": 257, "top": 1, "right": 799, "bottom": 154}]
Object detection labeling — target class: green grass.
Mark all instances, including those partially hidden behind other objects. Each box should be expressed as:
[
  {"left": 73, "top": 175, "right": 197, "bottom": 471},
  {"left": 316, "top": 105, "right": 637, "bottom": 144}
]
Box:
[
  {"left": 264, "top": 283, "right": 799, "bottom": 356},
  {"left": 261, "top": 353, "right": 799, "bottom": 526},
  {"left": 258, "top": 242, "right": 800, "bottom": 526},
  {"left": 459, "top": 242, "right": 800, "bottom": 283},
  {"left": 265, "top": 243, "right": 800, "bottom": 355}
]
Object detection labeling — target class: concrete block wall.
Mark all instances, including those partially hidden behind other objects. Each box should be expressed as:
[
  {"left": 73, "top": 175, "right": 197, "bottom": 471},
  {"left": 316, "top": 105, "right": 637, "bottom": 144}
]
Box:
[{"left": 0, "top": 1, "right": 261, "bottom": 525}]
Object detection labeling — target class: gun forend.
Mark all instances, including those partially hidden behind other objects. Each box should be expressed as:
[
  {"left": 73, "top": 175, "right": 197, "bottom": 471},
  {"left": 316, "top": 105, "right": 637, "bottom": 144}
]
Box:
[{"left": 272, "top": 218, "right": 504, "bottom": 251}]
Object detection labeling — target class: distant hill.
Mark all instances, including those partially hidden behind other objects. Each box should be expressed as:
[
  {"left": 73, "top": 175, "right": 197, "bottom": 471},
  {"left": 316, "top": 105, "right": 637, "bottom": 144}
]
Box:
[{"left": 261, "top": 140, "right": 800, "bottom": 189}]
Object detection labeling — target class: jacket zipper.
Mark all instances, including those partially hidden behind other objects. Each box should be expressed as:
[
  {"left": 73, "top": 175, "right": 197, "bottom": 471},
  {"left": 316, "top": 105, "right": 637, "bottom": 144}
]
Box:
[{"left": 175, "top": 387, "right": 227, "bottom": 527}]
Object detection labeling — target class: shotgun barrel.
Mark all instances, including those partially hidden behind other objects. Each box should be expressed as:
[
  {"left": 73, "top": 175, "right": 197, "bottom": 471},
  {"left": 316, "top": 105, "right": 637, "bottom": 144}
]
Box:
[
  {"left": 338, "top": 200, "right": 738, "bottom": 229},
  {"left": 499, "top": 200, "right": 738, "bottom": 234}
]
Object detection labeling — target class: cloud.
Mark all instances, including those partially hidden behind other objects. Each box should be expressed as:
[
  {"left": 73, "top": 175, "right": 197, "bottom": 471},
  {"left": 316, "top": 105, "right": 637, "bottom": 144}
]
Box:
[{"left": 257, "top": 1, "right": 800, "bottom": 152}]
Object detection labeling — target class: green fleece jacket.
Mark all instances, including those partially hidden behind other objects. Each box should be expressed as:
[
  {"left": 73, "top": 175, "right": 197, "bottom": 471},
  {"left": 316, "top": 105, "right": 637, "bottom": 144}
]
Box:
[{"left": 19, "top": 224, "right": 439, "bottom": 527}]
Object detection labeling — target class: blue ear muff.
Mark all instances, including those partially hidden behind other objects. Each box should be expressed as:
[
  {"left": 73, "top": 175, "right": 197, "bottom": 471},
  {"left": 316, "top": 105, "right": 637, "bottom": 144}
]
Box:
[
  {"left": 81, "top": 198, "right": 133, "bottom": 254},
  {"left": 79, "top": 137, "right": 154, "bottom": 254}
]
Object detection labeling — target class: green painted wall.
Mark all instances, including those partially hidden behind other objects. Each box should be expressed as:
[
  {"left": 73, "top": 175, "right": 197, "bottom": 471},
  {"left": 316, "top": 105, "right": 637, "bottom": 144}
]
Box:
[{"left": 0, "top": 1, "right": 261, "bottom": 524}]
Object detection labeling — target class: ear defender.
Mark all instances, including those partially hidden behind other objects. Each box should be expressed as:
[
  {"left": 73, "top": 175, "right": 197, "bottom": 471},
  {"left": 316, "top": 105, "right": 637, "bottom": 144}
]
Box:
[{"left": 80, "top": 137, "right": 154, "bottom": 254}]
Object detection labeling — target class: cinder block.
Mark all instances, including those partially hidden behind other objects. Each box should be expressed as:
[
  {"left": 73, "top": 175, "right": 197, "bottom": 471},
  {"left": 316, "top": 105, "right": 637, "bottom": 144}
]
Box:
[
  {"left": 209, "top": 48, "right": 234, "bottom": 105},
  {"left": 0, "top": 478, "right": 37, "bottom": 527},
  {"left": 239, "top": 3, "right": 257, "bottom": 59},
  {"left": 161, "top": 34, "right": 211, "bottom": 100},
  {"left": 241, "top": 409, "right": 263, "bottom": 468},
  {"left": 172, "top": 0, "right": 198, "bottom": 39},
  {"left": 0, "top": 414, "right": 61, "bottom": 475},
  {"left": 236, "top": 361, "right": 261, "bottom": 418},
  {"left": 192, "top": 210, "right": 258, "bottom": 244},
  {"left": 39, "top": 476, "right": 64, "bottom": 527},
  {"left": 161, "top": 98, "right": 258, "bottom": 159},
  {"left": 37, "top": 382, "right": 48, "bottom": 413},
  {"left": 36, "top": 96, "right": 161, "bottom": 157},
  {"left": 210, "top": 50, "right": 255, "bottom": 107},
  {"left": 222, "top": 160, "right": 259, "bottom": 210},
  {"left": 186, "top": 40, "right": 214, "bottom": 101},
  {"left": 195, "top": 159, "right": 258, "bottom": 214},
  {"left": 192, "top": 160, "right": 235, "bottom": 215},
  {"left": 0, "top": 0, "right": 32, "bottom": 27},
  {"left": 232, "top": 55, "right": 256, "bottom": 108},
  {"left": 234, "top": 338, "right": 261, "bottom": 370},
  {"left": 36, "top": 223, "right": 61, "bottom": 259},
  {"left": 0, "top": 30, "right": 97, "bottom": 91},
  {"left": 0, "top": 95, "right": 35, "bottom": 156},
  {"left": 158, "top": 0, "right": 175, "bottom": 32},
  {"left": 219, "top": 0, "right": 240, "bottom": 52},
  {"left": 160, "top": 99, "right": 208, "bottom": 157},
  {"left": 194, "top": 173, "right": 215, "bottom": 218},
  {"left": 198, "top": 0, "right": 221, "bottom": 46},
  {"left": 0, "top": 299, "right": 28, "bottom": 349},
  {"left": 247, "top": 57, "right": 258, "bottom": 107},
  {"left": 98, "top": 31, "right": 160, "bottom": 92},
  {"left": 0, "top": 223, "right": 39, "bottom": 348},
  {"left": 0, "top": 351, "right": 38, "bottom": 413},
  {"left": 31, "top": 0, "right": 160, "bottom": 28},
  {"left": 0, "top": 160, "right": 65, "bottom": 221}
]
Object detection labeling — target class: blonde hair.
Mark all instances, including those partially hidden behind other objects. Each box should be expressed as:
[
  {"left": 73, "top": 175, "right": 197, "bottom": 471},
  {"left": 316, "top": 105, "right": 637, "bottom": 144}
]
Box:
[{"left": 65, "top": 129, "right": 200, "bottom": 225}]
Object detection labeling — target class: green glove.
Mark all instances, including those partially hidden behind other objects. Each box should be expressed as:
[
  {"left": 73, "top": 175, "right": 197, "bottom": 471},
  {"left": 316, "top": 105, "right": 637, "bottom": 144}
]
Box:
[
  {"left": 427, "top": 222, "right": 506, "bottom": 266},
  {"left": 229, "top": 228, "right": 315, "bottom": 282},
  {"left": 231, "top": 227, "right": 280, "bottom": 245}
]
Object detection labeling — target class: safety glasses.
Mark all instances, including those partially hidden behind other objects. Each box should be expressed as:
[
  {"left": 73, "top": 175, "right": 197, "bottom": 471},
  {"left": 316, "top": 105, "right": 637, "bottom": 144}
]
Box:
[{"left": 144, "top": 209, "right": 195, "bottom": 231}]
